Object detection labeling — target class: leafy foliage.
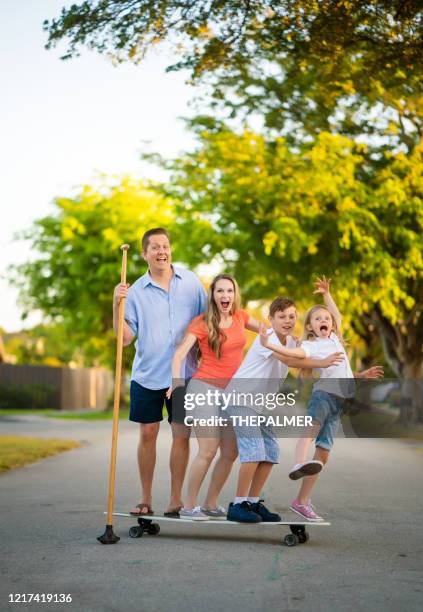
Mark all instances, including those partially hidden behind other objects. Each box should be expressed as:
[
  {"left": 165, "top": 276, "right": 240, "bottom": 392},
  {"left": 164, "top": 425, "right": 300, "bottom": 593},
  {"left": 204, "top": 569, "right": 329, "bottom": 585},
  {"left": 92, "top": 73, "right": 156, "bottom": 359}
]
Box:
[
  {"left": 0, "top": 384, "right": 55, "bottom": 410},
  {"left": 4, "top": 324, "right": 77, "bottom": 367},
  {"left": 12, "top": 177, "right": 175, "bottom": 368},
  {"left": 44, "top": 1, "right": 423, "bottom": 151},
  {"left": 162, "top": 126, "right": 423, "bottom": 377}
]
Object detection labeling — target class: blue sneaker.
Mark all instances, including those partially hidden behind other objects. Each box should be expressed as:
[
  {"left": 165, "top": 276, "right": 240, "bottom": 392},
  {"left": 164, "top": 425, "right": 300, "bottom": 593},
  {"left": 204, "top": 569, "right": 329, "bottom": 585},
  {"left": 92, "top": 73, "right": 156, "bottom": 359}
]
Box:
[
  {"left": 227, "top": 501, "right": 262, "bottom": 523},
  {"left": 251, "top": 500, "right": 281, "bottom": 522}
]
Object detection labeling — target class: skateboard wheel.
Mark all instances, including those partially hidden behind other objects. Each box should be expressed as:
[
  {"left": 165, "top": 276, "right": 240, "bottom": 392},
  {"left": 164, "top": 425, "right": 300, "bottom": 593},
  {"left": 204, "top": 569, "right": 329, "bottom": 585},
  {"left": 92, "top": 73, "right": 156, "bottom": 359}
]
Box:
[
  {"left": 298, "top": 531, "right": 309, "bottom": 544},
  {"left": 147, "top": 523, "right": 160, "bottom": 536},
  {"left": 284, "top": 533, "right": 299, "bottom": 547},
  {"left": 129, "top": 525, "right": 143, "bottom": 538},
  {"left": 290, "top": 525, "right": 309, "bottom": 543}
]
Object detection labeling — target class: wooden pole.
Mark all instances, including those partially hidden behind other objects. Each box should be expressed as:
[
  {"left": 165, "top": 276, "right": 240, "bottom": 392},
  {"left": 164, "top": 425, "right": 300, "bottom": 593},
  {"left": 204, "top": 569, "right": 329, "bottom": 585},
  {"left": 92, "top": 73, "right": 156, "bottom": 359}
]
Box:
[{"left": 97, "top": 243, "right": 130, "bottom": 544}]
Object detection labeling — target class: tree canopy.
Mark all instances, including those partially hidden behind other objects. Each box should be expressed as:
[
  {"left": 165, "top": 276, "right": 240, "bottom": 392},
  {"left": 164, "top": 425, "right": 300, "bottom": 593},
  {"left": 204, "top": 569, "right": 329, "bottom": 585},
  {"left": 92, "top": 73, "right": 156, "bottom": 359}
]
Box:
[
  {"left": 162, "top": 126, "right": 422, "bottom": 384},
  {"left": 12, "top": 177, "right": 175, "bottom": 369},
  {"left": 44, "top": 1, "right": 423, "bottom": 152}
]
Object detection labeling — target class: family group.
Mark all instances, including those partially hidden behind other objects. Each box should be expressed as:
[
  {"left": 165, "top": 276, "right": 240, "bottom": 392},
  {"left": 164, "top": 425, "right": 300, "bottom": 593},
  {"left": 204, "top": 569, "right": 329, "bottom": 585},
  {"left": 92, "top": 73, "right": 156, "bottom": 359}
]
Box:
[{"left": 113, "top": 228, "right": 382, "bottom": 523}]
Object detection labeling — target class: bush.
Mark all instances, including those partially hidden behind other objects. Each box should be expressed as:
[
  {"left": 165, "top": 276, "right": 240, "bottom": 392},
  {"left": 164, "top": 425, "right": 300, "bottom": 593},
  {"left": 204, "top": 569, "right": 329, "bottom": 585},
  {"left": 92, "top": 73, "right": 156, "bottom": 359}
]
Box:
[{"left": 0, "top": 383, "right": 55, "bottom": 410}]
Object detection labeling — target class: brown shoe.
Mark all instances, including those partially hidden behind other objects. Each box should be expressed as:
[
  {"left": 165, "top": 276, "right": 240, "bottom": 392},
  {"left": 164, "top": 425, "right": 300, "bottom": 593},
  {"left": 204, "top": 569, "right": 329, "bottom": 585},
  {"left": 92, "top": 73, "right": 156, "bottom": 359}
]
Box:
[
  {"left": 130, "top": 503, "right": 154, "bottom": 516},
  {"left": 164, "top": 506, "right": 182, "bottom": 518}
]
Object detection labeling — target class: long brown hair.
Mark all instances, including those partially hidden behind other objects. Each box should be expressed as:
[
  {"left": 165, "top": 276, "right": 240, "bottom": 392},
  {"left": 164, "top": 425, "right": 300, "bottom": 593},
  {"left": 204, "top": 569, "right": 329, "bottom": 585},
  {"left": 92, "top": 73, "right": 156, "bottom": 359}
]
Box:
[{"left": 204, "top": 274, "right": 241, "bottom": 359}]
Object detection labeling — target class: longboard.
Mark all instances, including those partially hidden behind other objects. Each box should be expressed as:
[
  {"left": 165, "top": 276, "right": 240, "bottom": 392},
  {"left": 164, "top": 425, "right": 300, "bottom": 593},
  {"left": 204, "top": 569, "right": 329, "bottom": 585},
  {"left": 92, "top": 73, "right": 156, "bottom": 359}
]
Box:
[{"left": 108, "top": 512, "right": 330, "bottom": 547}]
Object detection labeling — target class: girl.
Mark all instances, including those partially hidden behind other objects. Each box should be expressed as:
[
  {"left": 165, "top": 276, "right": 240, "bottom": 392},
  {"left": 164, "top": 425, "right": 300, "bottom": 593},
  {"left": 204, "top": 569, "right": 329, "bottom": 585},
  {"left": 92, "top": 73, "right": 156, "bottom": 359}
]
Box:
[
  {"left": 167, "top": 274, "right": 266, "bottom": 520},
  {"left": 260, "top": 276, "right": 383, "bottom": 521}
]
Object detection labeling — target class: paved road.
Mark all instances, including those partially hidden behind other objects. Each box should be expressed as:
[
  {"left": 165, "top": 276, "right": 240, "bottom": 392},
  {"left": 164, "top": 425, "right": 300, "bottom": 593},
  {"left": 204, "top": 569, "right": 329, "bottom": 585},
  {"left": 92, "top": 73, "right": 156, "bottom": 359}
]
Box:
[{"left": 1, "top": 415, "right": 422, "bottom": 612}]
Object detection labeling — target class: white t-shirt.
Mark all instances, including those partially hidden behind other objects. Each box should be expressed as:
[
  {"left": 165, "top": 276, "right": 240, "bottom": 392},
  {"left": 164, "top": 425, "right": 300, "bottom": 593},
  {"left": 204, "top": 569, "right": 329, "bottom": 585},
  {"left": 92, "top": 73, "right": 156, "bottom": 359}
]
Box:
[
  {"left": 301, "top": 332, "right": 355, "bottom": 398},
  {"left": 226, "top": 332, "right": 297, "bottom": 413}
]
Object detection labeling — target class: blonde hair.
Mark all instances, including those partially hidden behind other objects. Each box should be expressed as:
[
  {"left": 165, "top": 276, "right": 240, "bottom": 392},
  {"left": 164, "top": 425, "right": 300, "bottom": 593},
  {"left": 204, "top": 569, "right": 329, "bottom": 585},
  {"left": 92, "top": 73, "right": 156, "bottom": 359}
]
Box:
[
  {"left": 204, "top": 274, "right": 241, "bottom": 359},
  {"left": 299, "top": 305, "right": 345, "bottom": 378},
  {"left": 302, "top": 305, "right": 345, "bottom": 344}
]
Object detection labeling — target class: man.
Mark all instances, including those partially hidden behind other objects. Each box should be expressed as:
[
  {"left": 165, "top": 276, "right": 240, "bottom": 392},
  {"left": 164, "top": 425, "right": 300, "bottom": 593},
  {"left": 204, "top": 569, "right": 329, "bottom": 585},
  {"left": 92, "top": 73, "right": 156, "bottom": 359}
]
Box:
[{"left": 113, "top": 228, "right": 207, "bottom": 516}]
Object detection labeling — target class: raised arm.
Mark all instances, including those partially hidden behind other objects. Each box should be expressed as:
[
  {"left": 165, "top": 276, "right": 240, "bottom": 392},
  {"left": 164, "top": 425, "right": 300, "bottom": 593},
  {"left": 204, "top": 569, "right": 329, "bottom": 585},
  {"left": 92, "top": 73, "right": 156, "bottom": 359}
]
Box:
[
  {"left": 166, "top": 332, "right": 198, "bottom": 398},
  {"left": 245, "top": 315, "right": 262, "bottom": 333},
  {"left": 314, "top": 275, "right": 342, "bottom": 330}
]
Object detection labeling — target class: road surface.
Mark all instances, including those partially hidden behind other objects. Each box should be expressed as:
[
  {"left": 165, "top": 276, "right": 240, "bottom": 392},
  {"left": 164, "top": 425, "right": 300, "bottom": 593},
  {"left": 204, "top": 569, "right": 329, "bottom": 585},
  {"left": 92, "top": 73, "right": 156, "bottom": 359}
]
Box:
[{"left": 0, "top": 414, "right": 422, "bottom": 611}]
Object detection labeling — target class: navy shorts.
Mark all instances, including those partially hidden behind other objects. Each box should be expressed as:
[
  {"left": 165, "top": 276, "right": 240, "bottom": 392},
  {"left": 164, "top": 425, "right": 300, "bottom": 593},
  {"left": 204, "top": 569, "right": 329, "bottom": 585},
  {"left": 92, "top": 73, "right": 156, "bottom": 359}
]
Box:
[{"left": 129, "top": 381, "right": 173, "bottom": 424}]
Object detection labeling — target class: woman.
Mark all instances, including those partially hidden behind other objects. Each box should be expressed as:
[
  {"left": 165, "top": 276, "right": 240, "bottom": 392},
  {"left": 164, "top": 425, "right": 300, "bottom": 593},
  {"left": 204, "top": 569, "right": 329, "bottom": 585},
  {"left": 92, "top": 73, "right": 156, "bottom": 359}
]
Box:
[{"left": 167, "top": 274, "right": 261, "bottom": 520}]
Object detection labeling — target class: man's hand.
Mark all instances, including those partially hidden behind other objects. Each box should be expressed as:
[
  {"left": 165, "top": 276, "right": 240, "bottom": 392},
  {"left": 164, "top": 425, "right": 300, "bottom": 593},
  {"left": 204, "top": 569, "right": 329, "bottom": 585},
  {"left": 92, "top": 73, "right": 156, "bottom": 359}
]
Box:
[
  {"left": 166, "top": 386, "right": 172, "bottom": 400},
  {"left": 114, "top": 282, "right": 130, "bottom": 305},
  {"left": 358, "top": 365, "right": 384, "bottom": 379},
  {"left": 320, "top": 352, "right": 345, "bottom": 368},
  {"left": 313, "top": 275, "right": 331, "bottom": 295}
]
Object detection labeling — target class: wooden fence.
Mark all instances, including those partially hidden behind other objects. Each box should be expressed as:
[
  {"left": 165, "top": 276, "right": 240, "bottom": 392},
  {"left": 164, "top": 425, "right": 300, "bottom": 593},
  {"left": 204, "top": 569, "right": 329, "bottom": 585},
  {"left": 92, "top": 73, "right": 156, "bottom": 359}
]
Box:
[{"left": 0, "top": 363, "right": 114, "bottom": 410}]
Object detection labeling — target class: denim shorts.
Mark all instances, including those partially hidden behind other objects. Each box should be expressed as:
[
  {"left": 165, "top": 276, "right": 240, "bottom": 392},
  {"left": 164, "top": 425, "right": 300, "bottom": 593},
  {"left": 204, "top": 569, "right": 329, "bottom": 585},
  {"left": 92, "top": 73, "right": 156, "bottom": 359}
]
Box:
[
  {"left": 226, "top": 405, "right": 280, "bottom": 463},
  {"left": 308, "top": 390, "right": 343, "bottom": 451}
]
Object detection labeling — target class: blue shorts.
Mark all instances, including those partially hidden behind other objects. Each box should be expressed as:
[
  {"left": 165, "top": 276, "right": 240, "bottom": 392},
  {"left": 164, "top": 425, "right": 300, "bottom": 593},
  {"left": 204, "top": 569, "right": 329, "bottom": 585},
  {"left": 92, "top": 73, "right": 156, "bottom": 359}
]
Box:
[
  {"left": 308, "top": 390, "right": 343, "bottom": 451},
  {"left": 226, "top": 405, "right": 280, "bottom": 463}
]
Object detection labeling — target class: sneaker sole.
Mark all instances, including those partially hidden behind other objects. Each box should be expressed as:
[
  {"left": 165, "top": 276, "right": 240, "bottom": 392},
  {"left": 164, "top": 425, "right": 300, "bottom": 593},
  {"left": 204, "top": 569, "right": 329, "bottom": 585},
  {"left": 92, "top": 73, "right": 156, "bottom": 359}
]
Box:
[
  {"left": 179, "top": 515, "right": 210, "bottom": 521},
  {"left": 289, "top": 463, "right": 323, "bottom": 480},
  {"left": 227, "top": 517, "right": 262, "bottom": 523},
  {"left": 290, "top": 505, "right": 324, "bottom": 522}
]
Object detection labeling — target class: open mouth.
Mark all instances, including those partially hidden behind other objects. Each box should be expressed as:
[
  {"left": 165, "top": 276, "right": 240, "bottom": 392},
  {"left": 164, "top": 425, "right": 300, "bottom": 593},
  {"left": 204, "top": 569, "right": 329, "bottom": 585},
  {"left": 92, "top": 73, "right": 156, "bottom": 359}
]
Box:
[
  {"left": 220, "top": 300, "right": 230, "bottom": 309},
  {"left": 156, "top": 257, "right": 167, "bottom": 263},
  {"left": 319, "top": 324, "right": 329, "bottom": 332}
]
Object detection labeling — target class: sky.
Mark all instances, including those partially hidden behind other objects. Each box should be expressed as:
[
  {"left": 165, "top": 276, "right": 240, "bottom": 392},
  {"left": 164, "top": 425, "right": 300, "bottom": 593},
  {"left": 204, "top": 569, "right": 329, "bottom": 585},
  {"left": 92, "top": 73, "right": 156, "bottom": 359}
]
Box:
[{"left": 0, "top": 0, "right": 197, "bottom": 332}]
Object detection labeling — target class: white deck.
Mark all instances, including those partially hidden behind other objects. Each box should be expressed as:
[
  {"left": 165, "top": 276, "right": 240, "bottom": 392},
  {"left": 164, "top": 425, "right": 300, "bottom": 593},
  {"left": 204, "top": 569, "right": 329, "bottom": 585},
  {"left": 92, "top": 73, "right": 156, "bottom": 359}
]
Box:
[{"left": 109, "top": 512, "right": 330, "bottom": 526}]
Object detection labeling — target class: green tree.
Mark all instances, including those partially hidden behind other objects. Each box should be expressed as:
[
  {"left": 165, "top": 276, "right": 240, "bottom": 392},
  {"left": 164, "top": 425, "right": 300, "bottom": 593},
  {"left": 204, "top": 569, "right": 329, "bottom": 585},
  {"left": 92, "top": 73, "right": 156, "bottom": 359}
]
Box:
[
  {"left": 162, "top": 127, "right": 423, "bottom": 421},
  {"left": 4, "top": 324, "right": 77, "bottom": 367},
  {"left": 44, "top": 1, "right": 422, "bottom": 153},
  {"left": 12, "top": 177, "right": 175, "bottom": 370}
]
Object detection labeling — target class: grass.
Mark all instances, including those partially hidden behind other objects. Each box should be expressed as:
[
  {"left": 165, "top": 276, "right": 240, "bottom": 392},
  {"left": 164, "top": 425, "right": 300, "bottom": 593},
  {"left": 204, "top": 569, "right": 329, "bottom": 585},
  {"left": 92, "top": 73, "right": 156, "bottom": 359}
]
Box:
[
  {"left": 0, "top": 408, "right": 57, "bottom": 416},
  {"left": 0, "top": 435, "right": 82, "bottom": 473},
  {"left": 0, "top": 408, "right": 130, "bottom": 420},
  {"left": 50, "top": 409, "right": 130, "bottom": 420}
]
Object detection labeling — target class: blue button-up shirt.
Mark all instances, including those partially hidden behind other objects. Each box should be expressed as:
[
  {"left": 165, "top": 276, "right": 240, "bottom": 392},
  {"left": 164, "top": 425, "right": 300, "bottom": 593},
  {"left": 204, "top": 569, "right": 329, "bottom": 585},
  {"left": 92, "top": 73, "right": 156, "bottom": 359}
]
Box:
[{"left": 125, "top": 266, "right": 207, "bottom": 389}]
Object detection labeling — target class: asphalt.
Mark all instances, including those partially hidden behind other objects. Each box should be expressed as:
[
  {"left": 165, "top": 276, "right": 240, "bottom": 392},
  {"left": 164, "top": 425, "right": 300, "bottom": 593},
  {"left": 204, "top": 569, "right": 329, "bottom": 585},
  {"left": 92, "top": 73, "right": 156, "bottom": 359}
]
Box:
[{"left": 0, "top": 414, "right": 422, "bottom": 612}]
